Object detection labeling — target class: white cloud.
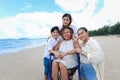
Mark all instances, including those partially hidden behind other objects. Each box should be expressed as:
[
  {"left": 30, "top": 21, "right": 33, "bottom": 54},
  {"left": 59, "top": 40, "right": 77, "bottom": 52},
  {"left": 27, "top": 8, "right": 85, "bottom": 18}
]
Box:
[
  {"left": 55, "top": 0, "right": 99, "bottom": 15},
  {"left": 55, "top": 0, "right": 120, "bottom": 30},
  {"left": 95, "top": 0, "right": 120, "bottom": 24},
  {"left": 0, "top": 0, "right": 120, "bottom": 39},
  {"left": 55, "top": 0, "right": 88, "bottom": 12},
  {"left": 0, "top": 12, "right": 62, "bottom": 39}
]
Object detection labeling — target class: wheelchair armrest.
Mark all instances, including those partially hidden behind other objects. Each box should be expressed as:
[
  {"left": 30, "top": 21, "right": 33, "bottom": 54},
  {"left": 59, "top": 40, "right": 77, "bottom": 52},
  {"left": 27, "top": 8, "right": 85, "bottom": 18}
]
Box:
[
  {"left": 50, "top": 53, "right": 54, "bottom": 56},
  {"left": 49, "top": 53, "right": 56, "bottom": 61},
  {"left": 76, "top": 53, "right": 81, "bottom": 80}
]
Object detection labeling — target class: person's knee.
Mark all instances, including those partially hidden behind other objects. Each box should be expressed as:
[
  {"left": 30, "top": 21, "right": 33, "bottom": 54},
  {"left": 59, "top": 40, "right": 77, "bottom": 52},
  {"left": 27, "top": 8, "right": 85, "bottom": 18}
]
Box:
[
  {"left": 59, "top": 63, "right": 66, "bottom": 69},
  {"left": 52, "top": 61, "right": 59, "bottom": 68}
]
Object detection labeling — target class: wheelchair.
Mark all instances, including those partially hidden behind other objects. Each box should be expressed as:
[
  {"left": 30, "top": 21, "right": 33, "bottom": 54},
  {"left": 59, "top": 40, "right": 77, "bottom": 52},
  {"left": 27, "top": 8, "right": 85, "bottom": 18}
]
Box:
[{"left": 48, "top": 53, "right": 81, "bottom": 80}]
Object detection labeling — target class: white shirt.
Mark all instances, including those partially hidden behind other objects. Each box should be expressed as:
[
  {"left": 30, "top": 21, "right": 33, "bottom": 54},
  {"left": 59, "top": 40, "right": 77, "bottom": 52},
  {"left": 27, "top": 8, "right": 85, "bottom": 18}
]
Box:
[
  {"left": 79, "top": 37, "right": 104, "bottom": 80},
  {"left": 44, "top": 36, "right": 60, "bottom": 58}
]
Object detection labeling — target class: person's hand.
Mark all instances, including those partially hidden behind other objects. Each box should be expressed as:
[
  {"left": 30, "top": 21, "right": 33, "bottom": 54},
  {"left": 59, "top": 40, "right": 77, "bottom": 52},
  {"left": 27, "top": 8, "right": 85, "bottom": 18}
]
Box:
[
  {"left": 76, "top": 48, "right": 87, "bottom": 56},
  {"left": 76, "top": 48, "right": 82, "bottom": 54},
  {"left": 60, "top": 53, "right": 66, "bottom": 59},
  {"left": 54, "top": 51, "right": 62, "bottom": 59},
  {"left": 58, "top": 54, "right": 63, "bottom": 59},
  {"left": 54, "top": 51, "right": 60, "bottom": 58}
]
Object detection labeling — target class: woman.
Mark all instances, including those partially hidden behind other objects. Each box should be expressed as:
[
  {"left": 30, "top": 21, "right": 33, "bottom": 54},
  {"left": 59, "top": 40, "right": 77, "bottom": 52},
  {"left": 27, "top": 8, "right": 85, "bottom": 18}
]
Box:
[
  {"left": 76, "top": 27, "right": 104, "bottom": 80},
  {"left": 52, "top": 27, "right": 78, "bottom": 80},
  {"left": 59, "top": 13, "right": 77, "bottom": 37}
]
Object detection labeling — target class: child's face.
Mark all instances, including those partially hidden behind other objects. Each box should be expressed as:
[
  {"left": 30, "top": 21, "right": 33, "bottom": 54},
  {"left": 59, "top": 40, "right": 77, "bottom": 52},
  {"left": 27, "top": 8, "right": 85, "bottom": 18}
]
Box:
[
  {"left": 62, "top": 29, "right": 72, "bottom": 40},
  {"left": 62, "top": 16, "right": 70, "bottom": 26},
  {"left": 51, "top": 30, "right": 59, "bottom": 40}
]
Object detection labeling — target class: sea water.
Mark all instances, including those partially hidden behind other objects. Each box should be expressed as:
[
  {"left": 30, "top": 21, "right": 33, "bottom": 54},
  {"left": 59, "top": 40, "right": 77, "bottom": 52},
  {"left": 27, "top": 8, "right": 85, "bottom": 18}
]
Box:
[{"left": 0, "top": 38, "right": 46, "bottom": 55}]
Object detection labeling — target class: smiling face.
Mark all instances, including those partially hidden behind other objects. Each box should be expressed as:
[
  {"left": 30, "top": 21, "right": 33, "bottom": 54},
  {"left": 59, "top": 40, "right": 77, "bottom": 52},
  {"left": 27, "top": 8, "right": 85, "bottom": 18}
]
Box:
[
  {"left": 61, "top": 27, "right": 73, "bottom": 40},
  {"left": 62, "top": 16, "right": 71, "bottom": 27},
  {"left": 77, "top": 29, "right": 89, "bottom": 42},
  {"left": 62, "top": 29, "right": 71, "bottom": 40},
  {"left": 51, "top": 30, "right": 59, "bottom": 40}
]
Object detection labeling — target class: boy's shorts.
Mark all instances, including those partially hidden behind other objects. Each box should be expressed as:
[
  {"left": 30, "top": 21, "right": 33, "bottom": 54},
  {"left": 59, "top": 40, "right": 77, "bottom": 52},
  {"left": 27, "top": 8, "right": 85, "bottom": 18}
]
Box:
[
  {"left": 44, "top": 57, "right": 50, "bottom": 76},
  {"left": 81, "top": 63, "right": 97, "bottom": 80}
]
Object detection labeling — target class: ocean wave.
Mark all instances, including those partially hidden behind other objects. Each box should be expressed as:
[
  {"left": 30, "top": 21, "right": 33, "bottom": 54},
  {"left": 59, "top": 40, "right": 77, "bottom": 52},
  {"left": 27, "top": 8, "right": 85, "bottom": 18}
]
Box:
[{"left": 0, "top": 38, "right": 46, "bottom": 55}]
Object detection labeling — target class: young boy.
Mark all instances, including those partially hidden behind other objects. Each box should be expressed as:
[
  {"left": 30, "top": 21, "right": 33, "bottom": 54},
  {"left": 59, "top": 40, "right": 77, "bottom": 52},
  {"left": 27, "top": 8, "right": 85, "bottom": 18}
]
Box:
[{"left": 44, "top": 26, "right": 61, "bottom": 80}]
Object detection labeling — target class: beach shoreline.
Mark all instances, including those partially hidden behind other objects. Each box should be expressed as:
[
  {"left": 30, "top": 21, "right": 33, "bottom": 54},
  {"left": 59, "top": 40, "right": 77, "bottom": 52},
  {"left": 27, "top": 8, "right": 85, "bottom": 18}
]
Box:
[
  {"left": 0, "top": 36, "right": 120, "bottom": 80},
  {"left": 0, "top": 45, "right": 45, "bottom": 80}
]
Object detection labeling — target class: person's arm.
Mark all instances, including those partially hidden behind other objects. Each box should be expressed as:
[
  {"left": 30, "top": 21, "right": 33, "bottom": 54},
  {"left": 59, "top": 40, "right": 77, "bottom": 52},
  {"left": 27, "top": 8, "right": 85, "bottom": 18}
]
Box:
[
  {"left": 73, "top": 38, "right": 81, "bottom": 49},
  {"left": 51, "top": 41, "right": 62, "bottom": 58},
  {"left": 49, "top": 49, "right": 61, "bottom": 58},
  {"left": 62, "top": 49, "right": 76, "bottom": 57},
  {"left": 84, "top": 40, "right": 104, "bottom": 64},
  {"left": 47, "top": 38, "right": 61, "bottom": 58},
  {"left": 46, "top": 35, "right": 51, "bottom": 41},
  {"left": 73, "top": 38, "right": 83, "bottom": 55},
  {"left": 53, "top": 41, "right": 62, "bottom": 50}
]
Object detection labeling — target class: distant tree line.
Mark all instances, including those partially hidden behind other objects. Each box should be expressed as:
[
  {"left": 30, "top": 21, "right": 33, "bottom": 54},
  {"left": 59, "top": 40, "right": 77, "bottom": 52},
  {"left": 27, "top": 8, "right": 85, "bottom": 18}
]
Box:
[{"left": 89, "top": 22, "right": 120, "bottom": 37}]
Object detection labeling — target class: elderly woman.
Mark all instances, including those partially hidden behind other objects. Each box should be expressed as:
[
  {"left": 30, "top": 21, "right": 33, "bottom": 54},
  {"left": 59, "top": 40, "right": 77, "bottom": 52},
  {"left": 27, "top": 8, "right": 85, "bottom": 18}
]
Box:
[
  {"left": 52, "top": 27, "right": 78, "bottom": 80},
  {"left": 76, "top": 27, "right": 104, "bottom": 80}
]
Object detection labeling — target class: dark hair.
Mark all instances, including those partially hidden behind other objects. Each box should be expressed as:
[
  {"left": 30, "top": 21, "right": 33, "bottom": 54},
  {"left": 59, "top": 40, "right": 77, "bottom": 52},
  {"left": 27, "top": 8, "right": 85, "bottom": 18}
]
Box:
[
  {"left": 60, "top": 27, "right": 74, "bottom": 40},
  {"left": 51, "top": 26, "right": 59, "bottom": 33},
  {"left": 62, "top": 13, "right": 72, "bottom": 26},
  {"left": 77, "top": 27, "right": 88, "bottom": 33}
]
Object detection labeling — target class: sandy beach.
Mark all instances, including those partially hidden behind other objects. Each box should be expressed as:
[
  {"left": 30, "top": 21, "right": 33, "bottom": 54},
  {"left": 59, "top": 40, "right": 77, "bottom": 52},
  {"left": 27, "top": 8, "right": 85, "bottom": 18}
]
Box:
[{"left": 0, "top": 36, "right": 120, "bottom": 80}]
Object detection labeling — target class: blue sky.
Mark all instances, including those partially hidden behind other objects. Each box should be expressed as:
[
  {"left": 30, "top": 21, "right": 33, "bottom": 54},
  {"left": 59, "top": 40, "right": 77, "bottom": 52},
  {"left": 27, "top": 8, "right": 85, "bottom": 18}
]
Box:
[
  {"left": 0, "top": 0, "right": 119, "bottom": 39},
  {"left": 0, "top": 0, "right": 64, "bottom": 18}
]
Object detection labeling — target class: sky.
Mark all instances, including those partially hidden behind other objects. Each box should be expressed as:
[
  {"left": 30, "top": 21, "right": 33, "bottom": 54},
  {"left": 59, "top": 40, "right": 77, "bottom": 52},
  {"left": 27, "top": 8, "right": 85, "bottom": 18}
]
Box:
[{"left": 0, "top": 0, "right": 120, "bottom": 39}]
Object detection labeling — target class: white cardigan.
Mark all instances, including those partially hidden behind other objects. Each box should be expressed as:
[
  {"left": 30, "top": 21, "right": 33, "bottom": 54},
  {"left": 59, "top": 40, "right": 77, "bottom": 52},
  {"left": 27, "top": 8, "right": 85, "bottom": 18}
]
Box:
[{"left": 79, "top": 37, "right": 104, "bottom": 80}]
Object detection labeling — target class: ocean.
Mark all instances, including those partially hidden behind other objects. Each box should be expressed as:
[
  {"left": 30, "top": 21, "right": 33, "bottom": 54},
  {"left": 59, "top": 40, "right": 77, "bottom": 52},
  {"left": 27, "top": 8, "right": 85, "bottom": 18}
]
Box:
[{"left": 0, "top": 38, "right": 46, "bottom": 55}]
